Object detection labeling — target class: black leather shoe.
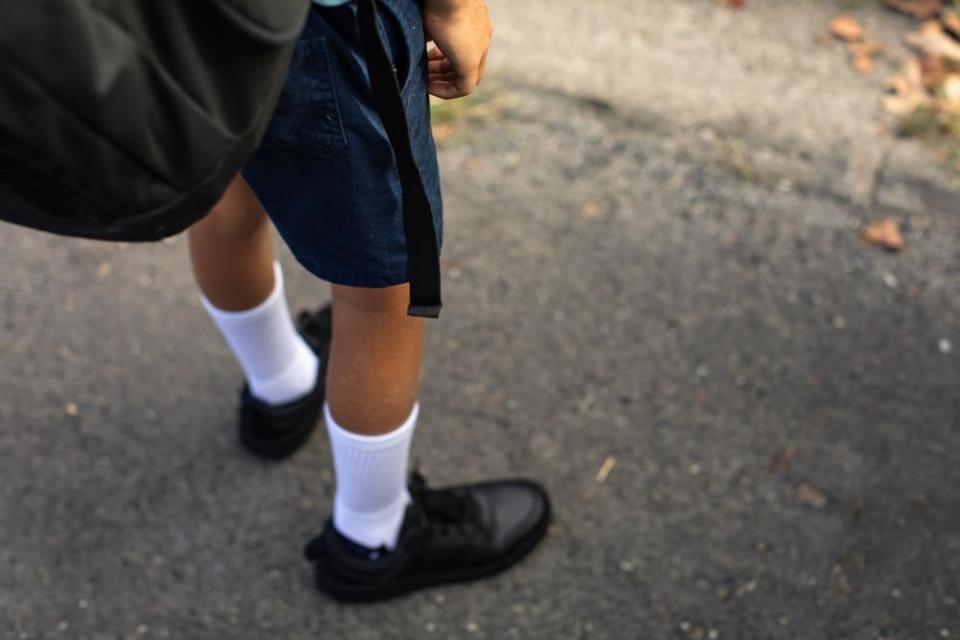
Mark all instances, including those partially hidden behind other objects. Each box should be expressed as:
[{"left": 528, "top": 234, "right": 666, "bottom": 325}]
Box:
[
  {"left": 237, "top": 306, "right": 332, "bottom": 459},
  {"left": 304, "top": 472, "right": 551, "bottom": 602}
]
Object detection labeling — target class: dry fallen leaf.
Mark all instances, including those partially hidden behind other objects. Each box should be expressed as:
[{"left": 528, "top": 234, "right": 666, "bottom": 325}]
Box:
[
  {"left": 796, "top": 482, "right": 829, "bottom": 508},
  {"left": 595, "top": 456, "right": 617, "bottom": 483},
  {"left": 580, "top": 201, "right": 603, "bottom": 219},
  {"left": 580, "top": 456, "right": 618, "bottom": 501},
  {"left": 849, "top": 41, "right": 886, "bottom": 57},
  {"left": 861, "top": 218, "right": 905, "bottom": 251},
  {"left": 940, "top": 74, "right": 960, "bottom": 111},
  {"left": 904, "top": 56, "right": 926, "bottom": 87},
  {"left": 885, "top": 69, "right": 917, "bottom": 96},
  {"left": 884, "top": 59, "right": 933, "bottom": 114},
  {"left": 830, "top": 15, "right": 865, "bottom": 42},
  {"left": 942, "top": 73, "right": 960, "bottom": 97},
  {"left": 883, "top": 76, "right": 916, "bottom": 96},
  {"left": 852, "top": 53, "right": 876, "bottom": 74},
  {"left": 906, "top": 20, "right": 960, "bottom": 64},
  {"left": 885, "top": 0, "right": 944, "bottom": 20},
  {"left": 942, "top": 8, "right": 960, "bottom": 37},
  {"left": 919, "top": 54, "right": 948, "bottom": 88},
  {"left": 884, "top": 92, "right": 931, "bottom": 114},
  {"left": 848, "top": 41, "right": 885, "bottom": 74}
]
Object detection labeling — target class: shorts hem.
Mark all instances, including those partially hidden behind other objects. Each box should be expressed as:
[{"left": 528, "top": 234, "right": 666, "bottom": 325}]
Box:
[{"left": 291, "top": 251, "right": 411, "bottom": 289}]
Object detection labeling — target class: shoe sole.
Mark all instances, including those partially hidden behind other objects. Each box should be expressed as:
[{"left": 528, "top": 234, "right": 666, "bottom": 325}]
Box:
[{"left": 313, "top": 488, "right": 552, "bottom": 603}]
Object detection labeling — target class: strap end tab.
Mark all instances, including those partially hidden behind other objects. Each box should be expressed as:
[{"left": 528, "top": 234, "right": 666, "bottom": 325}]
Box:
[{"left": 407, "top": 303, "right": 442, "bottom": 319}]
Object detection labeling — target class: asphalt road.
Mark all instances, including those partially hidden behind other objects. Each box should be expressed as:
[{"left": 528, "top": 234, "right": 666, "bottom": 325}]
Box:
[{"left": 2, "top": 1, "right": 959, "bottom": 638}]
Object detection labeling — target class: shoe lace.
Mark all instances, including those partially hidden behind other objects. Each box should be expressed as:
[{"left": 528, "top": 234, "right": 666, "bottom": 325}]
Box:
[{"left": 409, "top": 471, "right": 483, "bottom": 543}]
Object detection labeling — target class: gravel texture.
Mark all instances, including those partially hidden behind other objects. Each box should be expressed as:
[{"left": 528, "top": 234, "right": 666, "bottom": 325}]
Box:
[{"left": 2, "top": 1, "right": 959, "bottom": 638}]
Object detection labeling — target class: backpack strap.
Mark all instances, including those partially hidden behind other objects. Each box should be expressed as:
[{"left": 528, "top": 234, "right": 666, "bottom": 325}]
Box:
[{"left": 355, "top": 0, "right": 442, "bottom": 319}]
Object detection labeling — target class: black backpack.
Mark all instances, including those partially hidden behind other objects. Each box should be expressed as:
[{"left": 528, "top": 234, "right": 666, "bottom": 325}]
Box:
[
  {"left": 0, "top": 0, "right": 310, "bottom": 241},
  {"left": 0, "top": 0, "right": 441, "bottom": 317}
]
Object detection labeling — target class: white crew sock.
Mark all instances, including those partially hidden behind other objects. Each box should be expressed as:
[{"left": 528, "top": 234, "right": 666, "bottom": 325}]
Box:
[
  {"left": 325, "top": 402, "right": 418, "bottom": 550},
  {"left": 200, "top": 261, "right": 319, "bottom": 406}
]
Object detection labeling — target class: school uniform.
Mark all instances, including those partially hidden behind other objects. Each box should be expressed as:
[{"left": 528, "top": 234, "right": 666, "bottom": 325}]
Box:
[{"left": 243, "top": 0, "right": 443, "bottom": 288}]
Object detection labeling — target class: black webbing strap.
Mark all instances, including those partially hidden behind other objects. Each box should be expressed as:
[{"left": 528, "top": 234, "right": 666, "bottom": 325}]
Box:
[{"left": 355, "top": 0, "right": 442, "bottom": 318}]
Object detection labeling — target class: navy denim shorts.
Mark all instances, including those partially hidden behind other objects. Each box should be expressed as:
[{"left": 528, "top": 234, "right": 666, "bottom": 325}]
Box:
[{"left": 242, "top": 0, "right": 443, "bottom": 288}]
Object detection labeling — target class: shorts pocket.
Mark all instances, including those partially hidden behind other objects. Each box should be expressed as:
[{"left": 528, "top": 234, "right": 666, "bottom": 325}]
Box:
[{"left": 261, "top": 36, "right": 347, "bottom": 158}]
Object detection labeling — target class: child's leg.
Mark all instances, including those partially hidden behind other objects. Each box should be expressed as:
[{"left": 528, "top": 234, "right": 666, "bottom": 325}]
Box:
[
  {"left": 188, "top": 175, "right": 275, "bottom": 311},
  {"left": 188, "top": 176, "right": 319, "bottom": 407},
  {"left": 327, "top": 284, "right": 423, "bottom": 435},
  {"left": 323, "top": 284, "right": 424, "bottom": 550}
]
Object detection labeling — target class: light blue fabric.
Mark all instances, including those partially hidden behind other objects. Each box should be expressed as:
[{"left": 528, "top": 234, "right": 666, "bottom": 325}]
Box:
[{"left": 312, "top": 0, "right": 351, "bottom": 6}]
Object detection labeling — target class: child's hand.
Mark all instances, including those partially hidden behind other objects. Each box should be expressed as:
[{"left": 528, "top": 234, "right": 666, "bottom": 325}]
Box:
[{"left": 423, "top": 0, "right": 493, "bottom": 99}]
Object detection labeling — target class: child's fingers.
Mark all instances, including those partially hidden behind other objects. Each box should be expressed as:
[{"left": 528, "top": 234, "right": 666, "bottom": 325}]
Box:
[
  {"left": 453, "top": 68, "right": 479, "bottom": 97},
  {"left": 429, "top": 67, "right": 459, "bottom": 83},
  {"left": 428, "top": 58, "right": 453, "bottom": 74},
  {"left": 429, "top": 65, "right": 479, "bottom": 98},
  {"left": 425, "top": 45, "right": 482, "bottom": 98},
  {"left": 428, "top": 80, "right": 464, "bottom": 100}
]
